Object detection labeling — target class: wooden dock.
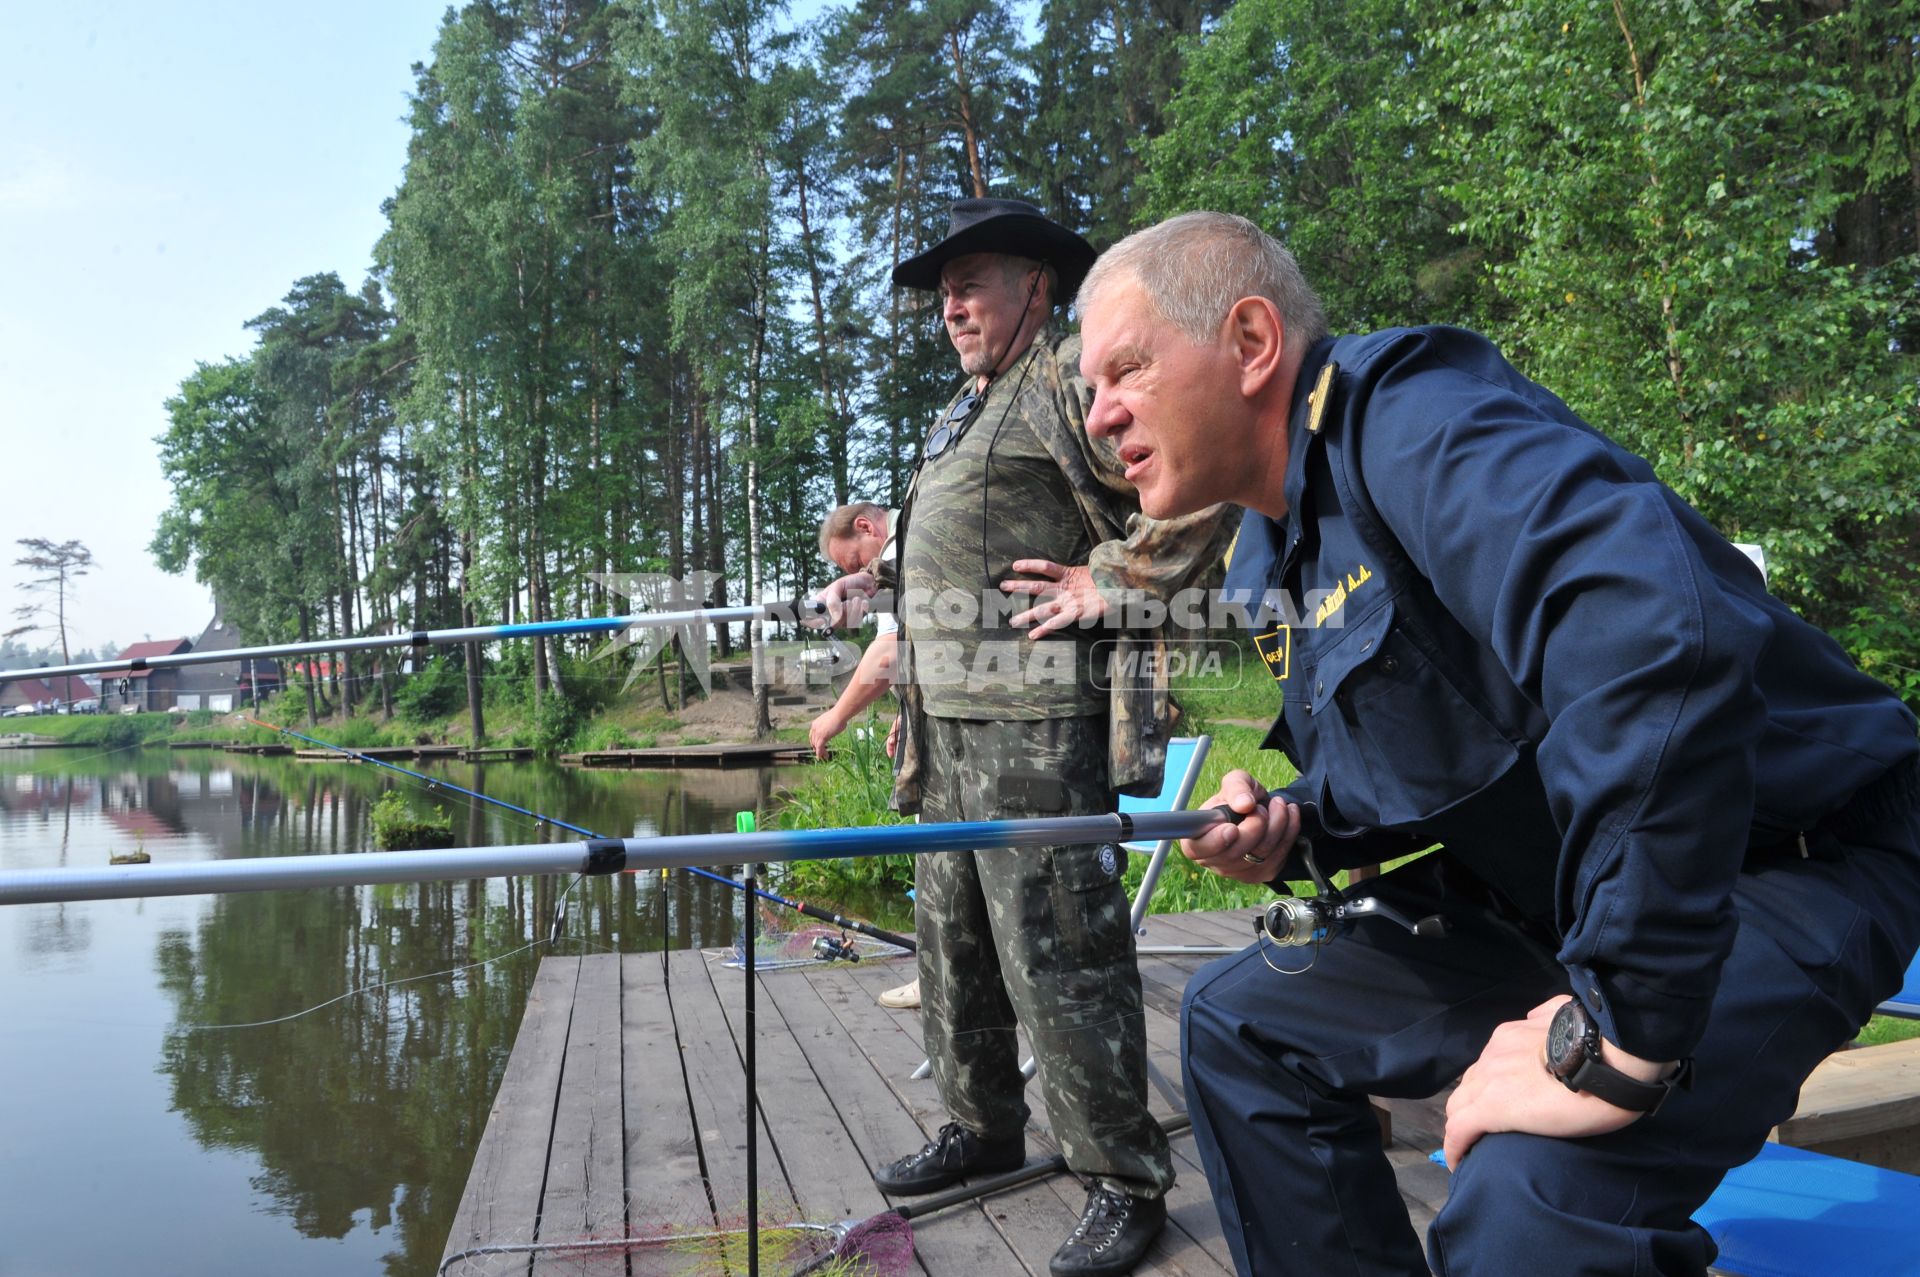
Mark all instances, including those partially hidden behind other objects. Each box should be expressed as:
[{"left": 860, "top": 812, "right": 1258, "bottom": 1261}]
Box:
[
  {"left": 291, "top": 744, "right": 465, "bottom": 762},
  {"left": 560, "top": 742, "right": 817, "bottom": 769},
  {"left": 442, "top": 908, "right": 1453, "bottom": 1275},
  {"left": 462, "top": 746, "right": 535, "bottom": 762}
]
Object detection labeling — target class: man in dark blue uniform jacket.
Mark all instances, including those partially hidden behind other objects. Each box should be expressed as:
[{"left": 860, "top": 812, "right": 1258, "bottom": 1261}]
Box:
[{"left": 1074, "top": 211, "right": 1920, "bottom": 1276}]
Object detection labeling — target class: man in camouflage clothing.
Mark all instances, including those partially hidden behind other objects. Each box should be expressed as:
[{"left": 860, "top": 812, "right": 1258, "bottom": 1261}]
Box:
[{"left": 818, "top": 199, "right": 1234, "bottom": 1277}]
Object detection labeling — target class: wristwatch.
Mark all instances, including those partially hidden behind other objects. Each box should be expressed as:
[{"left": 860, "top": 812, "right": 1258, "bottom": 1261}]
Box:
[{"left": 1543, "top": 998, "right": 1682, "bottom": 1114}]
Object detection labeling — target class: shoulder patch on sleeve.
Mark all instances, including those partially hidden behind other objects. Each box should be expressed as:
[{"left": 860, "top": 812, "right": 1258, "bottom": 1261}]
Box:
[{"left": 1306, "top": 360, "right": 1339, "bottom": 435}]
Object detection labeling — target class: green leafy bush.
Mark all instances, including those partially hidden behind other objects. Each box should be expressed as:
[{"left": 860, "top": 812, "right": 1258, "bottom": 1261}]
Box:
[
  {"left": 572, "top": 722, "right": 634, "bottom": 752},
  {"left": 370, "top": 791, "right": 454, "bottom": 850},
  {"left": 774, "top": 711, "right": 911, "bottom": 892},
  {"left": 324, "top": 717, "right": 390, "bottom": 748},
  {"left": 394, "top": 654, "right": 467, "bottom": 723},
  {"left": 530, "top": 692, "right": 582, "bottom": 755}
]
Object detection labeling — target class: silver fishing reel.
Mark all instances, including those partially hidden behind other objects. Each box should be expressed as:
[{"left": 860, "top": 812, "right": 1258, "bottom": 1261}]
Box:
[{"left": 1254, "top": 838, "right": 1449, "bottom": 968}]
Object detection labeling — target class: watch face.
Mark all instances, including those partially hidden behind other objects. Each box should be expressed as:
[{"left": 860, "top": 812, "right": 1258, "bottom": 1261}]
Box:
[{"left": 1545, "top": 1001, "right": 1585, "bottom": 1076}]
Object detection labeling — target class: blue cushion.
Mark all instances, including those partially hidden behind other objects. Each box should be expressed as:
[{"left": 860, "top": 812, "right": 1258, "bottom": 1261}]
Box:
[
  {"left": 1428, "top": 1143, "right": 1920, "bottom": 1276},
  {"left": 1693, "top": 1142, "right": 1920, "bottom": 1277},
  {"left": 1876, "top": 953, "right": 1920, "bottom": 1019}
]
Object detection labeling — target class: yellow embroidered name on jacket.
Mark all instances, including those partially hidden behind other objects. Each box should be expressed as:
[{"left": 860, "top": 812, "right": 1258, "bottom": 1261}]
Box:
[{"left": 1313, "top": 564, "right": 1375, "bottom": 628}]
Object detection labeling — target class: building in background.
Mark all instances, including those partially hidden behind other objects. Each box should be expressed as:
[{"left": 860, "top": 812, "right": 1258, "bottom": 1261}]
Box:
[
  {"left": 1, "top": 674, "right": 99, "bottom": 714},
  {"left": 101, "top": 639, "right": 192, "bottom": 713},
  {"left": 172, "top": 606, "right": 281, "bottom": 712}
]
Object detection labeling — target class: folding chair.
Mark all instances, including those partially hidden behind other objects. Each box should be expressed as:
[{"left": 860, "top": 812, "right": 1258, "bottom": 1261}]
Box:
[
  {"left": 1876, "top": 952, "right": 1920, "bottom": 1019},
  {"left": 910, "top": 735, "right": 1225, "bottom": 1080},
  {"left": 1124, "top": 735, "right": 1239, "bottom": 956},
  {"left": 1692, "top": 1141, "right": 1920, "bottom": 1276}
]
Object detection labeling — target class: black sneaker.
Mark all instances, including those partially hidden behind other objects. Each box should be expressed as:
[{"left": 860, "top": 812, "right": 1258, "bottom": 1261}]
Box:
[
  {"left": 871, "top": 1121, "right": 1025, "bottom": 1195},
  {"left": 1049, "top": 1183, "right": 1167, "bottom": 1277}
]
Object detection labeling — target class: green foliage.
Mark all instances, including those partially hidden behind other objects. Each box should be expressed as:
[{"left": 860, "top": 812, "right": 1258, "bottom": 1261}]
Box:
[
  {"left": 394, "top": 654, "right": 467, "bottom": 724},
  {"left": 1142, "top": 0, "right": 1486, "bottom": 329},
  {"left": 1854, "top": 1014, "right": 1920, "bottom": 1048},
  {"left": 321, "top": 717, "right": 391, "bottom": 749},
  {"left": 529, "top": 692, "right": 583, "bottom": 756},
  {"left": 1170, "top": 631, "right": 1281, "bottom": 733},
  {"left": 52, "top": 716, "right": 148, "bottom": 750},
  {"left": 774, "top": 711, "right": 912, "bottom": 891},
  {"left": 369, "top": 790, "right": 454, "bottom": 851},
  {"left": 1143, "top": 0, "right": 1920, "bottom": 706},
  {"left": 1006, "top": 0, "right": 1226, "bottom": 246},
  {"left": 571, "top": 722, "right": 636, "bottom": 752}
]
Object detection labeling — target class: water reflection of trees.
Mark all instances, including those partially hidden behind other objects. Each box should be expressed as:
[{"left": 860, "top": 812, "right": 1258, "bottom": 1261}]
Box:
[
  {"left": 157, "top": 877, "right": 546, "bottom": 1275},
  {"left": 141, "top": 756, "right": 792, "bottom": 1276}
]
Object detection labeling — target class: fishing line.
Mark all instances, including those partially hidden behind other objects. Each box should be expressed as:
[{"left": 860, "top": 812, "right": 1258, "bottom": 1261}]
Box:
[
  {"left": 176, "top": 906, "right": 579, "bottom": 1032},
  {"left": 242, "top": 717, "right": 915, "bottom": 952},
  {"left": 202, "top": 717, "right": 907, "bottom": 1027},
  {"left": 157, "top": 719, "right": 592, "bottom": 1034},
  {"left": 0, "top": 733, "right": 153, "bottom": 777}
]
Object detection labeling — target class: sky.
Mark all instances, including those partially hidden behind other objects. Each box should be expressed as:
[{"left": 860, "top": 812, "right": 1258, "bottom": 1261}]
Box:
[{"left": 0, "top": 2, "right": 451, "bottom": 658}]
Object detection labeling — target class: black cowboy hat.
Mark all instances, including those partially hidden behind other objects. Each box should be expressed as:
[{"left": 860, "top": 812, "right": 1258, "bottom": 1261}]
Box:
[{"left": 892, "top": 197, "right": 1097, "bottom": 300}]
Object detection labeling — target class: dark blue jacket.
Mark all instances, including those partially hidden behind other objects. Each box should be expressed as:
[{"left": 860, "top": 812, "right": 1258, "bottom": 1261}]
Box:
[{"left": 1225, "top": 327, "right": 1918, "bottom": 1063}]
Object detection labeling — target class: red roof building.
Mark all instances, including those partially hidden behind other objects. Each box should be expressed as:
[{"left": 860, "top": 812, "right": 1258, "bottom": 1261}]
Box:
[
  {"left": 101, "top": 639, "right": 192, "bottom": 713},
  {"left": 115, "top": 638, "right": 194, "bottom": 678},
  {"left": 0, "top": 674, "right": 98, "bottom": 712}
]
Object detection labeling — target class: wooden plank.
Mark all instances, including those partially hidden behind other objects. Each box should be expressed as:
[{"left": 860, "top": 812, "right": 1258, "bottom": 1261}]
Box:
[
  {"left": 561, "top": 743, "right": 814, "bottom": 769},
  {"left": 442, "top": 916, "right": 1442, "bottom": 1277},
  {"left": 1123, "top": 960, "right": 1243, "bottom": 1275},
  {"left": 621, "top": 950, "right": 712, "bottom": 1235},
  {"left": 707, "top": 955, "right": 875, "bottom": 1228},
  {"left": 804, "top": 959, "right": 1081, "bottom": 1272},
  {"left": 1776, "top": 1038, "right": 1920, "bottom": 1147},
  {"left": 666, "top": 950, "right": 788, "bottom": 1220},
  {"left": 722, "top": 960, "right": 1020, "bottom": 1273},
  {"left": 442, "top": 957, "right": 580, "bottom": 1273},
  {"left": 532, "top": 955, "right": 627, "bottom": 1277},
  {"left": 831, "top": 953, "right": 1232, "bottom": 1277},
  {"left": 780, "top": 961, "right": 1022, "bottom": 1273},
  {"left": 1148, "top": 908, "right": 1256, "bottom": 950}
]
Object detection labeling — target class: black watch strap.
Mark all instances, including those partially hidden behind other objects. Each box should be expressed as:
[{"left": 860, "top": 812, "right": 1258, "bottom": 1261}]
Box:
[
  {"left": 1561, "top": 1053, "right": 1677, "bottom": 1113},
  {"left": 1546, "top": 998, "right": 1685, "bottom": 1114}
]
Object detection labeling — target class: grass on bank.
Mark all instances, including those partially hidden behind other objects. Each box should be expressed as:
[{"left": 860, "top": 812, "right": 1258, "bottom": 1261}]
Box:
[{"left": 772, "top": 714, "right": 1285, "bottom": 915}]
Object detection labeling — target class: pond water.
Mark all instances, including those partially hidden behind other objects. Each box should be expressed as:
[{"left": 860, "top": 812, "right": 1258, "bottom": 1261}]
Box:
[{"left": 0, "top": 745, "right": 895, "bottom": 1277}]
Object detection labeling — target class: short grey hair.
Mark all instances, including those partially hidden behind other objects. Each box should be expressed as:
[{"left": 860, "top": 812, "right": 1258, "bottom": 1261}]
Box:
[
  {"left": 1077, "top": 212, "right": 1327, "bottom": 347},
  {"left": 818, "top": 501, "right": 887, "bottom": 562}
]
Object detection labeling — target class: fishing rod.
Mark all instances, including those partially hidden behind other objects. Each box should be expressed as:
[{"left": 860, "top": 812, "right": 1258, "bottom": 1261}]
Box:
[
  {"left": 0, "top": 599, "right": 828, "bottom": 685},
  {"left": 0, "top": 809, "right": 1233, "bottom": 907},
  {"left": 248, "top": 717, "right": 916, "bottom": 953}
]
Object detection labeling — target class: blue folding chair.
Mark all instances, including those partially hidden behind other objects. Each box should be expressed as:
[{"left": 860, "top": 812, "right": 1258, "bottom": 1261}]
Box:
[
  {"left": 1876, "top": 952, "right": 1920, "bottom": 1020},
  {"left": 1120, "top": 735, "right": 1240, "bottom": 956},
  {"left": 1653, "top": 955, "right": 1920, "bottom": 1275},
  {"left": 1693, "top": 1141, "right": 1920, "bottom": 1276}
]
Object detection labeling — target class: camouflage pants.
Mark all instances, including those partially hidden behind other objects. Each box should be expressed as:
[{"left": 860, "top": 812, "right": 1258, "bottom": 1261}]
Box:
[{"left": 916, "top": 713, "right": 1175, "bottom": 1198}]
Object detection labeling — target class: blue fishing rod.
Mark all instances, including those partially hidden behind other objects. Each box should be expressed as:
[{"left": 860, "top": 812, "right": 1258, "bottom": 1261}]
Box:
[
  {"left": 0, "top": 808, "right": 1233, "bottom": 906},
  {"left": 0, "top": 599, "right": 827, "bottom": 685},
  {"left": 245, "top": 717, "right": 917, "bottom": 954}
]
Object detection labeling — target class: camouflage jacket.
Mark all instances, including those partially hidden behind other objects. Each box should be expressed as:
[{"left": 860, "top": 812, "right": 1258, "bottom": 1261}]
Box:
[{"left": 880, "top": 329, "right": 1237, "bottom": 811}]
